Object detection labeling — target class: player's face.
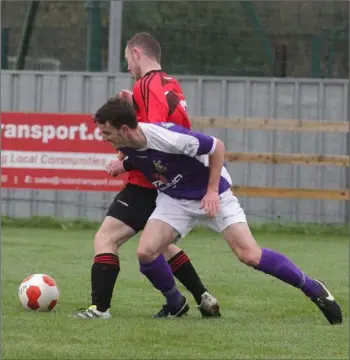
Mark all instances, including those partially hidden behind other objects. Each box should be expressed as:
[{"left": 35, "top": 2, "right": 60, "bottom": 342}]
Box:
[
  {"left": 97, "top": 122, "right": 129, "bottom": 149},
  {"left": 125, "top": 46, "right": 142, "bottom": 80}
]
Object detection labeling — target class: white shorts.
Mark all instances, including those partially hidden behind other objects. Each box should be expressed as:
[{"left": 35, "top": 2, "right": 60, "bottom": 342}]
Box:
[{"left": 149, "top": 189, "right": 247, "bottom": 238}]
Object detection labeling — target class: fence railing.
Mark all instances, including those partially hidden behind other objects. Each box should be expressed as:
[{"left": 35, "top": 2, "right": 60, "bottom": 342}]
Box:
[
  {"left": 192, "top": 117, "right": 348, "bottom": 132},
  {"left": 192, "top": 116, "right": 349, "bottom": 201}
]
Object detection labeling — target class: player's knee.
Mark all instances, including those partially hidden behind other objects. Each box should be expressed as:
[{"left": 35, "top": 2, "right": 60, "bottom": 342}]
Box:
[
  {"left": 136, "top": 246, "right": 158, "bottom": 263},
  {"left": 94, "top": 231, "right": 118, "bottom": 254},
  {"left": 237, "top": 247, "right": 261, "bottom": 267}
]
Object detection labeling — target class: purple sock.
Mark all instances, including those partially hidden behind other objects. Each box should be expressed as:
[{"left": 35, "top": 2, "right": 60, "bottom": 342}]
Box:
[
  {"left": 256, "top": 248, "right": 322, "bottom": 299},
  {"left": 139, "top": 254, "right": 183, "bottom": 307}
]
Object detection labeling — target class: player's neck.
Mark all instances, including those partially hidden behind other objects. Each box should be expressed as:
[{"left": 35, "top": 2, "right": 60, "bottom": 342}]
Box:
[
  {"left": 140, "top": 60, "right": 161, "bottom": 78},
  {"left": 127, "top": 126, "right": 147, "bottom": 149}
]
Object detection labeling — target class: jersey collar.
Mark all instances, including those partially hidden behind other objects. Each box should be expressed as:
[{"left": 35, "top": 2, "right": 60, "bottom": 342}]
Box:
[{"left": 143, "top": 69, "right": 162, "bottom": 77}]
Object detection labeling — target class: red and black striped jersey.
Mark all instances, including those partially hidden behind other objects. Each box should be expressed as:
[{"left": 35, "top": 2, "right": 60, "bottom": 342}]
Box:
[
  {"left": 129, "top": 69, "right": 191, "bottom": 188},
  {"left": 133, "top": 70, "right": 191, "bottom": 128}
]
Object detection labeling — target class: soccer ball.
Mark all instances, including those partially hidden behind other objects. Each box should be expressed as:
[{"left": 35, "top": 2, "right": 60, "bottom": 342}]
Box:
[{"left": 18, "top": 274, "right": 59, "bottom": 312}]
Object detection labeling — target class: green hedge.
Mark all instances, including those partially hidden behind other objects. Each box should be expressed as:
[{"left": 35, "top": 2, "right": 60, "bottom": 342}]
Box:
[{"left": 1, "top": 216, "right": 348, "bottom": 236}]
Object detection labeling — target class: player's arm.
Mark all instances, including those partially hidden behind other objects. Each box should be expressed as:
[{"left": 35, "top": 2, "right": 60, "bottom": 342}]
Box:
[
  {"left": 206, "top": 139, "right": 225, "bottom": 193},
  {"left": 106, "top": 158, "right": 137, "bottom": 177},
  {"left": 190, "top": 134, "right": 225, "bottom": 217},
  {"left": 170, "top": 129, "right": 226, "bottom": 198}
]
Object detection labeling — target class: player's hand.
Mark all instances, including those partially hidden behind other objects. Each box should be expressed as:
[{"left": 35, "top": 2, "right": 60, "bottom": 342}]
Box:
[
  {"left": 200, "top": 190, "right": 220, "bottom": 217},
  {"left": 119, "top": 89, "right": 133, "bottom": 105},
  {"left": 106, "top": 160, "right": 125, "bottom": 177}
]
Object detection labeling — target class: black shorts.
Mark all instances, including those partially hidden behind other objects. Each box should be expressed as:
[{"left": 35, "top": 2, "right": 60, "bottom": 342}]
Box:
[{"left": 106, "top": 183, "right": 158, "bottom": 233}]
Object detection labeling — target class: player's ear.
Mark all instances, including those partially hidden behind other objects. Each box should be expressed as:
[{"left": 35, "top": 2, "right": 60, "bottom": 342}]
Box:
[
  {"left": 132, "top": 47, "right": 142, "bottom": 60},
  {"left": 119, "top": 125, "right": 129, "bottom": 136}
]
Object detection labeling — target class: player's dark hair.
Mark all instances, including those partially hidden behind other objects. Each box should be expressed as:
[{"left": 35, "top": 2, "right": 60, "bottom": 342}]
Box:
[
  {"left": 94, "top": 96, "right": 138, "bottom": 129},
  {"left": 127, "top": 32, "right": 161, "bottom": 63}
]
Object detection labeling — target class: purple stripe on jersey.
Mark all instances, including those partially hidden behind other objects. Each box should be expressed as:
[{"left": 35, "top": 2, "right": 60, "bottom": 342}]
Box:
[{"left": 195, "top": 132, "right": 214, "bottom": 155}]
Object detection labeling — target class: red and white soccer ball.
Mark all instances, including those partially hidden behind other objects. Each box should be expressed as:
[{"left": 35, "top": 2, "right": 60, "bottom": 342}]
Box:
[{"left": 18, "top": 274, "right": 59, "bottom": 312}]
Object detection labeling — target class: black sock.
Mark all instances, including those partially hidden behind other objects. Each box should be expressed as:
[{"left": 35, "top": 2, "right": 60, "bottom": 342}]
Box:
[
  {"left": 91, "top": 253, "right": 120, "bottom": 312},
  {"left": 168, "top": 250, "right": 207, "bottom": 305}
]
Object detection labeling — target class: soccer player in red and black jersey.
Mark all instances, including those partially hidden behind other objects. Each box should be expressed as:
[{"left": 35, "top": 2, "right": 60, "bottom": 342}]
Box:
[{"left": 72, "top": 33, "right": 220, "bottom": 319}]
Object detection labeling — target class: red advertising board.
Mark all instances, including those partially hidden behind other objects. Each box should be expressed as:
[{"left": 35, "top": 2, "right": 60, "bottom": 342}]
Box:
[{"left": 1, "top": 112, "right": 129, "bottom": 191}]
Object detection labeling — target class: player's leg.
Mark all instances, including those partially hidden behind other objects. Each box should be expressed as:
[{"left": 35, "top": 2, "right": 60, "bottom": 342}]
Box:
[
  {"left": 71, "top": 215, "right": 134, "bottom": 319},
  {"left": 137, "top": 219, "right": 189, "bottom": 318},
  {"left": 90, "top": 216, "right": 133, "bottom": 312},
  {"left": 164, "top": 244, "right": 209, "bottom": 303},
  {"left": 71, "top": 184, "right": 145, "bottom": 319},
  {"left": 111, "top": 184, "right": 219, "bottom": 318},
  {"left": 163, "top": 244, "right": 220, "bottom": 317},
  {"left": 137, "top": 192, "right": 196, "bottom": 317},
  {"left": 114, "top": 185, "right": 217, "bottom": 315},
  {"left": 217, "top": 191, "right": 342, "bottom": 325},
  {"left": 72, "top": 182, "right": 218, "bottom": 319}
]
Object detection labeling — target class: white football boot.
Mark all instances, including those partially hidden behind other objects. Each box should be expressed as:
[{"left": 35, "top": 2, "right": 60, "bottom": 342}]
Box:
[
  {"left": 71, "top": 305, "right": 112, "bottom": 319},
  {"left": 198, "top": 291, "right": 221, "bottom": 317}
]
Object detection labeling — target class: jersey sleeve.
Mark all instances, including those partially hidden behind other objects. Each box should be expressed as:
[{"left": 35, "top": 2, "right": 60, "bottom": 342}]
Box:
[
  {"left": 141, "top": 123, "right": 217, "bottom": 157},
  {"left": 123, "top": 158, "right": 137, "bottom": 171},
  {"left": 139, "top": 76, "right": 169, "bottom": 123}
]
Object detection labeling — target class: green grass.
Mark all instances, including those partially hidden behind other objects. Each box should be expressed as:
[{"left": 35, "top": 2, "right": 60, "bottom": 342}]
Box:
[{"left": 2, "top": 227, "right": 349, "bottom": 359}]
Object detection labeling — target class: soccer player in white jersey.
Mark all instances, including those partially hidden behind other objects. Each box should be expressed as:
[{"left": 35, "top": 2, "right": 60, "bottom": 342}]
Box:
[{"left": 93, "top": 96, "right": 343, "bottom": 324}]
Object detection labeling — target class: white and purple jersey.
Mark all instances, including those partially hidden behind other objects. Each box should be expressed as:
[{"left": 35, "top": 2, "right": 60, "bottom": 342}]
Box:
[{"left": 120, "top": 123, "right": 232, "bottom": 200}]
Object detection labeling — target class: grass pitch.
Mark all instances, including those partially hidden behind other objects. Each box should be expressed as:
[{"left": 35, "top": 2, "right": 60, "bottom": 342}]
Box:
[{"left": 2, "top": 227, "right": 349, "bottom": 359}]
